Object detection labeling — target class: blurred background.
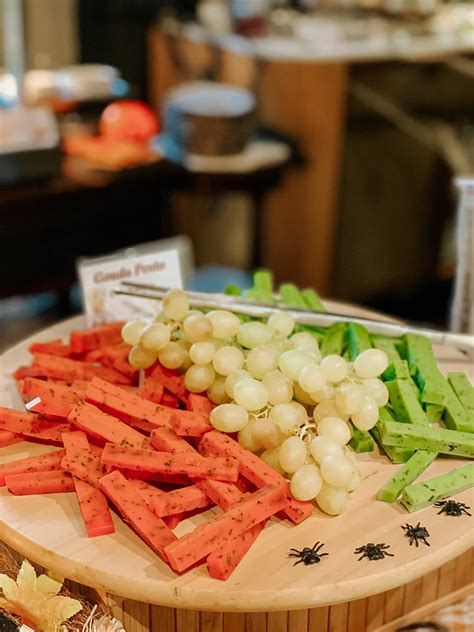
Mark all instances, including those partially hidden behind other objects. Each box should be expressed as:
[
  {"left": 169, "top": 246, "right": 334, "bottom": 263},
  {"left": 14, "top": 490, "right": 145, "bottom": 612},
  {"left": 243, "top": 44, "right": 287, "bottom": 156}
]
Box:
[{"left": 0, "top": 0, "right": 473, "bottom": 349}]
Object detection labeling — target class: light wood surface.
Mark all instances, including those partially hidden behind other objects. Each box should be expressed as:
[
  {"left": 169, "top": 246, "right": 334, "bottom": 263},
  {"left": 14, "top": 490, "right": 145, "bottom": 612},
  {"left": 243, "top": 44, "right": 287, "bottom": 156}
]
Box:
[{"left": 0, "top": 308, "right": 472, "bottom": 613}]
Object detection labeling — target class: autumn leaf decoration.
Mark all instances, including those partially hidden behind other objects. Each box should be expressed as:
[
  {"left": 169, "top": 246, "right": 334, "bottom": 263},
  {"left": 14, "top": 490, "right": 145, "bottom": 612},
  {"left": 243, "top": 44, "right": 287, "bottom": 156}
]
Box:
[{"left": 0, "top": 560, "right": 82, "bottom": 631}]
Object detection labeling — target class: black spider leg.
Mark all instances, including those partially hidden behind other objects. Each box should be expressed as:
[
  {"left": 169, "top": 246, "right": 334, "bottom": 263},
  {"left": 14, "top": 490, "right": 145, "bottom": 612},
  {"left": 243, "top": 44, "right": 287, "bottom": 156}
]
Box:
[
  {"left": 312, "top": 542, "right": 328, "bottom": 557},
  {"left": 377, "top": 544, "right": 394, "bottom": 556},
  {"left": 357, "top": 551, "right": 368, "bottom": 561},
  {"left": 293, "top": 558, "right": 305, "bottom": 566}
]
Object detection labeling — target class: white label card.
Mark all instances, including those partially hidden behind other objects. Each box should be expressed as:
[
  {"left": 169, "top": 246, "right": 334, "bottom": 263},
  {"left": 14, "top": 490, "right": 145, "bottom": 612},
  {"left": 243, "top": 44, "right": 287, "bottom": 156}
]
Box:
[{"left": 78, "top": 249, "right": 182, "bottom": 325}]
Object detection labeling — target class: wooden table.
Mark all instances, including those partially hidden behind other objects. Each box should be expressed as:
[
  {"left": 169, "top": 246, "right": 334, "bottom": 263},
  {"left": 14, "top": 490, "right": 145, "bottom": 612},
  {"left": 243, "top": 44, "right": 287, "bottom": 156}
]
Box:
[
  {"left": 0, "top": 302, "right": 472, "bottom": 632},
  {"left": 147, "top": 24, "right": 473, "bottom": 295}
]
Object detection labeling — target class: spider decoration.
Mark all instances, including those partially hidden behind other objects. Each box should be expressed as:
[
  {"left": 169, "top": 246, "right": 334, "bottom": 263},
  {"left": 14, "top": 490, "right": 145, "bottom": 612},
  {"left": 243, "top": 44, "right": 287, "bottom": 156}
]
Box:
[
  {"left": 434, "top": 499, "right": 471, "bottom": 517},
  {"left": 354, "top": 542, "right": 394, "bottom": 561},
  {"left": 402, "top": 523, "right": 430, "bottom": 547},
  {"left": 288, "top": 541, "right": 329, "bottom": 566}
]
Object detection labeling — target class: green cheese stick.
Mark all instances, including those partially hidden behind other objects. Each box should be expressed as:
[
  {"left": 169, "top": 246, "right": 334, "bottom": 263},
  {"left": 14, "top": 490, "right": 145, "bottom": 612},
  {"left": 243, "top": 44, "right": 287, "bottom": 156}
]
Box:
[
  {"left": 404, "top": 334, "right": 447, "bottom": 406},
  {"left": 370, "top": 407, "right": 415, "bottom": 463},
  {"left": 400, "top": 462, "right": 474, "bottom": 512},
  {"left": 386, "top": 379, "right": 429, "bottom": 425},
  {"left": 301, "top": 288, "right": 326, "bottom": 312},
  {"left": 372, "top": 336, "right": 410, "bottom": 381},
  {"left": 224, "top": 284, "right": 242, "bottom": 296},
  {"left": 279, "top": 283, "right": 308, "bottom": 309},
  {"left": 378, "top": 450, "right": 438, "bottom": 502},
  {"left": 379, "top": 421, "right": 474, "bottom": 458},
  {"left": 448, "top": 372, "right": 474, "bottom": 418},
  {"left": 320, "top": 323, "right": 347, "bottom": 357},
  {"left": 425, "top": 404, "right": 444, "bottom": 423},
  {"left": 347, "top": 323, "right": 372, "bottom": 360},
  {"left": 247, "top": 270, "right": 275, "bottom": 304},
  {"left": 349, "top": 424, "right": 375, "bottom": 453}
]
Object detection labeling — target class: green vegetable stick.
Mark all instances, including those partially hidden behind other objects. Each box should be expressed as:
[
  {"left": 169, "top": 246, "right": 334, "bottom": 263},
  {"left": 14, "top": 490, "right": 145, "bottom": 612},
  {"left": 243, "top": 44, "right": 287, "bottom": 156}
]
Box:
[
  {"left": 279, "top": 283, "right": 308, "bottom": 309},
  {"left": 347, "top": 323, "right": 372, "bottom": 360},
  {"left": 400, "top": 462, "right": 474, "bottom": 512},
  {"left": 301, "top": 288, "right": 326, "bottom": 312},
  {"left": 378, "top": 450, "right": 438, "bottom": 503},
  {"left": 448, "top": 372, "right": 474, "bottom": 418},
  {"left": 320, "top": 323, "right": 347, "bottom": 357},
  {"left": 386, "top": 379, "right": 429, "bottom": 425},
  {"left": 349, "top": 425, "right": 374, "bottom": 453},
  {"left": 379, "top": 421, "right": 474, "bottom": 458},
  {"left": 372, "top": 336, "right": 410, "bottom": 381},
  {"left": 371, "top": 407, "right": 414, "bottom": 463}
]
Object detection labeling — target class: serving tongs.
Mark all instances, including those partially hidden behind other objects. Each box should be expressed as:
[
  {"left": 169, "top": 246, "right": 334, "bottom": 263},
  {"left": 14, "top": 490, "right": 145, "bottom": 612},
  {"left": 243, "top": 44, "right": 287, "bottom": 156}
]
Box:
[{"left": 114, "top": 281, "right": 474, "bottom": 353}]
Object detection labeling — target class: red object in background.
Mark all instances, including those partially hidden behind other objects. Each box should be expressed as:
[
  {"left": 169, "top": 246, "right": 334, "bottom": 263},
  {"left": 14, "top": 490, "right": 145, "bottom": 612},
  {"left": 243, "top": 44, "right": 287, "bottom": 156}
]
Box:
[{"left": 99, "top": 100, "right": 159, "bottom": 144}]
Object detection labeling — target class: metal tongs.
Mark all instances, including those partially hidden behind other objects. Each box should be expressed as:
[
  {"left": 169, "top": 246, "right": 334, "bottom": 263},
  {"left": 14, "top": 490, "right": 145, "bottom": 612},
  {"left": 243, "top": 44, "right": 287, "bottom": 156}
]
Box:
[{"left": 114, "top": 282, "right": 474, "bottom": 353}]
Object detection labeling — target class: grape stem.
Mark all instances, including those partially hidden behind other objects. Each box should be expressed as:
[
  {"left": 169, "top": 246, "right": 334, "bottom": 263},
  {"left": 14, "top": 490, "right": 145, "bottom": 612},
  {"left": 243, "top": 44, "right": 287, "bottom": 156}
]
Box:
[{"left": 298, "top": 422, "right": 317, "bottom": 442}]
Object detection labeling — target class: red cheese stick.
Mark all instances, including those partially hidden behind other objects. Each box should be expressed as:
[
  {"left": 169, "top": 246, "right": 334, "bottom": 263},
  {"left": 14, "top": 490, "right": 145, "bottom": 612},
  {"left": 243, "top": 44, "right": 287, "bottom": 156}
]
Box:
[
  {"left": 149, "top": 364, "right": 188, "bottom": 401},
  {"left": 69, "top": 322, "right": 124, "bottom": 354},
  {"left": 0, "top": 450, "right": 65, "bottom": 486},
  {"left": 68, "top": 403, "right": 147, "bottom": 448},
  {"left": 138, "top": 377, "right": 164, "bottom": 404},
  {"left": 99, "top": 470, "right": 177, "bottom": 562},
  {"left": 199, "top": 431, "right": 314, "bottom": 525},
  {"left": 170, "top": 412, "right": 212, "bottom": 437},
  {"left": 207, "top": 521, "right": 267, "bottom": 580},
  {"left": 29, "top": 340, "right": 71, "bottom": 357},
  {"left": 101, "top": 443, "right": 239, "bottom": 482},
  {"left": 186, "top": 394, "right": 214, "bottom": 415},
  {"left": 0, "top": 430, "right": 22, "bottom": 448},
  {"left": 31, "top": 353, "right": 131, "bottom": 385},
  {"left": 151, "top": 429, "right": 244, "bottom": 510},
  {"left": 0, "top": 407, "right": 70, "bottom": 444},
  {"left": 21, "top": 379, "right": 82, "bottom": 420},
  {"left": 5, "top": 470, "right": 75, "bottom": 495},
  {"left": 62, "top": 431, "right": 115, "bottom": 538},
  {"left": 153, "top": 485, "right": 209, "bottom": 517},
  {"left": 165, "top": 485, "right": 287, "bottom": 572},
  {"left": 126, "top": 479, "right": 185, "bottom": 529}
]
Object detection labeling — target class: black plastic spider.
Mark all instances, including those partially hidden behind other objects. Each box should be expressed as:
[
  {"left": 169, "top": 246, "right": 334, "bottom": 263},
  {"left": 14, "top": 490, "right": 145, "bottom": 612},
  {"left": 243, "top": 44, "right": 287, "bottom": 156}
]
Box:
[
  {"left": 402, "top": 523, "right": 430, "bottom": 547},
  {"left": 288, "top": 541, "right": 329, "bottom": 566},
  {"left": 434, "top": 499, "right": 471, "bottom": 517},
  {"left": 354, "top": 542, "right": 394, "bottom": 561}
]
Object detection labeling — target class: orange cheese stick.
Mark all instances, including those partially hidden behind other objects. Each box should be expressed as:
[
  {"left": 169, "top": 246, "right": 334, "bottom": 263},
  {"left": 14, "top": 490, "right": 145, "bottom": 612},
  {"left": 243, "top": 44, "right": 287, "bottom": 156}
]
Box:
[
  {"left": 0, "top": 430, "right": 22, "bottom": 448},
  {"left": 5, "top": 470, "right": 75, "bottom": 495},
  {"left": 99, "top": 470, "right": 176, "bottom": 562},
  {"left": 29, "top": 340, "right": 71, "bottom": 357},
  {"left": 153, "top": 485, "right": 209, "bottom": 517},
  {"left": 69, "top": 322, "right": 125, "bottom": 354},
  {"left": 207, "top": 521, "right": 267, "bottom": 580},
  {"left": 85, "top": 378, "right": 171, "bottom": 428},
  {"left": 199, "top": 431, "right": 314, "bottom": 525},
  {"left": 149, "top": 363, "right": 188, "bottom": 402},
  {"left": 186, "top": 394, "right": 214, "bottom": 415},
  {"left": 31, "top": 353, "right": 131, "bottom": 385},
  {"left": 61, "top": 447, "right": 107, "bottom": 488},
  {"left": 68, "top": 403, "right": 147, "bottom": 448},
  {"left": 151, "top": 428, "right": 243, "bottom": 510},
  {"left": 62, "top": 431, "right": 115, "bottom": 537},
  {"left": 0, "top": 449, "right": 65, "bottom": 485},
  {"left": 101, "top": 443, "right": 238, "bottom": 482},
  {"left": 21, "top": 378, "right": 82, "bottom": 419},
  {"left": 126, "top": 479, "right": 185, "bottom": 529},
  {"left": 138, "top": 377, "right": 164, "bottom": 404},
  {"left": 0, "top": 407, "right": 70, "bottom": 444},
  {"left": 169, "top": 412, "right": 212, "bottom": 437},
  {"left": 164, "top": 485, "right": 287, "bottom": 572}
]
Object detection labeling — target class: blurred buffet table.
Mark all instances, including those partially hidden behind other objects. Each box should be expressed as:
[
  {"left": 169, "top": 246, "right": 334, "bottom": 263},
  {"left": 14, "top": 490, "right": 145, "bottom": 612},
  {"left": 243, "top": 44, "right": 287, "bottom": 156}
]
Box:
[{"left": 148, "top": 5, "right": 473, "bottom": 294}]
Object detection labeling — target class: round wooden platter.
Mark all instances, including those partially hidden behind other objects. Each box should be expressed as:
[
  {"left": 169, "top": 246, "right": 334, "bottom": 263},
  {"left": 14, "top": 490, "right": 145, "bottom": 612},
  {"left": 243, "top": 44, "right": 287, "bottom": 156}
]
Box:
[{"left": 0, "top": 310, "right": 472, "bottom": 613}]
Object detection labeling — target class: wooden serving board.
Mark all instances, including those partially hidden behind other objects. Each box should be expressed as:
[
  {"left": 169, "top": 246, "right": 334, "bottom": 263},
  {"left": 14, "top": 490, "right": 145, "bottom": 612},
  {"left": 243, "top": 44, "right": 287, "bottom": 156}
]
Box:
[{"left": 0, "top": 312, "right": 472, "bottom": 614}]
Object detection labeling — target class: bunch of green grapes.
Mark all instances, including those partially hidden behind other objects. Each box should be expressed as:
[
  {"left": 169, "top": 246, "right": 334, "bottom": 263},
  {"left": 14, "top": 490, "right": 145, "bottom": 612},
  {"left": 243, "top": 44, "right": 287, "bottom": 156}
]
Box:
[{"left": 122, "top": 289, "right": 390, "bottom": 516}]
